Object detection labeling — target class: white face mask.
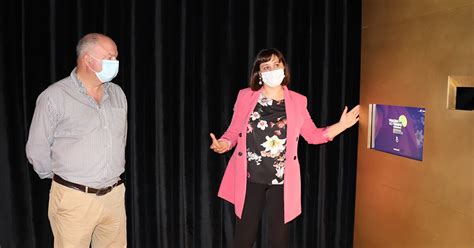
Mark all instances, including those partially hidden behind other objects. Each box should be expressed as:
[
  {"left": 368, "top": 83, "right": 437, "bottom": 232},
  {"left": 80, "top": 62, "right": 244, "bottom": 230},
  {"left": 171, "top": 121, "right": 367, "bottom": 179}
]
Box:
[
  {"left": 88, "top": 55, "right": 119, "bottom": 83},
  {"left": 261, "top": 68, "right": 285, "bottom": 87}
]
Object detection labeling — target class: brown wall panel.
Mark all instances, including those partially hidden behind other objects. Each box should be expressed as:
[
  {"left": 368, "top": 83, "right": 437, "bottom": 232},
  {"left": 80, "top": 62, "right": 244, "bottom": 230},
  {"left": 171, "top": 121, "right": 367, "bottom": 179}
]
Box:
[{"left": 355, "top": 1, "right": 473, "bottom": 247}]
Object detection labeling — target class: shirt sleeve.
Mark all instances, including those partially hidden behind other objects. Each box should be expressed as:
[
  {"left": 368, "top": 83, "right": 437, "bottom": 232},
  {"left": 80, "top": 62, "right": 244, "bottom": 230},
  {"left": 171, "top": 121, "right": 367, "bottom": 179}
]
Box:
[{"left": 25, "top": 91, "right": 61, "bottom": 179}]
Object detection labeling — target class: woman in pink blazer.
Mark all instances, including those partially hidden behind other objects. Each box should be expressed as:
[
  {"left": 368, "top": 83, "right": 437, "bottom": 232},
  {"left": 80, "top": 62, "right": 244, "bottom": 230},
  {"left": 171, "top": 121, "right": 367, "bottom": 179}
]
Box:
[{"left": 210, "top": 48, "right": 359, "bottom": 247}]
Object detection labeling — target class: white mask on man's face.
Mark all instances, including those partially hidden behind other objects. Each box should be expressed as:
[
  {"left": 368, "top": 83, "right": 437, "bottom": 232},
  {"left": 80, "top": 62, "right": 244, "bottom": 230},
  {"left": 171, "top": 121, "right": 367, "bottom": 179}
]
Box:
[
  {"left": 88, "top": 55, "right": 119, "bottom": 83},
  {"left": 261, "top": 68, "right": 285, "bottom": 87}
]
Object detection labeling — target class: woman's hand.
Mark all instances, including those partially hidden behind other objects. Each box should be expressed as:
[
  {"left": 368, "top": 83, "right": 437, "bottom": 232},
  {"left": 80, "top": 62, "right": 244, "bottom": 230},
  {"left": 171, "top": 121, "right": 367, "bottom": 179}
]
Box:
[
  {"left": 339, "top": 105, "right": 360, "bottom": 129},
  {"left": 210, "top": 133, "right": 230, "bottom": 154}
]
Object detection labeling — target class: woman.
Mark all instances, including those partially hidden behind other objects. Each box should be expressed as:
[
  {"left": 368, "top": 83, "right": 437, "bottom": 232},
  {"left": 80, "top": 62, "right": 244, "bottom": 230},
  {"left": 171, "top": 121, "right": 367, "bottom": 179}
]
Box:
[{"left": 210, "top": 48, "right": 359, "bottom": 247}]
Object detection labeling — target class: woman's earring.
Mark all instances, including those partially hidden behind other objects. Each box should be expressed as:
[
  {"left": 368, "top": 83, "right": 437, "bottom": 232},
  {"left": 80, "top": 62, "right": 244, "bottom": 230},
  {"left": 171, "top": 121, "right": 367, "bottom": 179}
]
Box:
[{"left": 258, "top": 75, "right": 263, "bottom": 85}]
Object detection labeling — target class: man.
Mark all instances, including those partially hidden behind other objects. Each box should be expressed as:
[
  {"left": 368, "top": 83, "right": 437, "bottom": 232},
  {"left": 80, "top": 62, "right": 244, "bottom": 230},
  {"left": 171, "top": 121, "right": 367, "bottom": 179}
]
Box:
[{"left": 26, "top": 33, "right": 127, "bottom": 247}]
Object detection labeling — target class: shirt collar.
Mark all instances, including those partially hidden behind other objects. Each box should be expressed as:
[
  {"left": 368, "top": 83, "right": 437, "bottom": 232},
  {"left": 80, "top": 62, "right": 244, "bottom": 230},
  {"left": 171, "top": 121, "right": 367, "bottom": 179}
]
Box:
[{"left": 70, "top": 67, "right": 110, "bottom": 104}]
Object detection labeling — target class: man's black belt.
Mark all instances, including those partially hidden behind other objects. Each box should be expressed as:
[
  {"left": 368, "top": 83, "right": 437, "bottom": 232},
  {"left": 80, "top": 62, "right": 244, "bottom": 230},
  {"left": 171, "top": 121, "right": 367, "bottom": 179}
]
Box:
[{"left": 53, "top": 174, "right": 123, "bottom": 196}]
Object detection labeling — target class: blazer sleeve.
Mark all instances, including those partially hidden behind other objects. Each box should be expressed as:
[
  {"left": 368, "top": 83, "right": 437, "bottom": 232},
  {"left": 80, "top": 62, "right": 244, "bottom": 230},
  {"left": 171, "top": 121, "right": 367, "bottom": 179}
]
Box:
[
  {"left": 299, "top": 96, "right": 332, "bottom": 145},
  {"left": 219, "top": 89, "right": 247, "bottom": 150}
]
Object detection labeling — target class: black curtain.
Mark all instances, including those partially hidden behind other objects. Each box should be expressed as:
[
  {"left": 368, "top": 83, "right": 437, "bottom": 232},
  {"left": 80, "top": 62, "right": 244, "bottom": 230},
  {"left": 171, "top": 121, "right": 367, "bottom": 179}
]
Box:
[{"left": 0, "top": 0, "right": 361, "bottom": 247}]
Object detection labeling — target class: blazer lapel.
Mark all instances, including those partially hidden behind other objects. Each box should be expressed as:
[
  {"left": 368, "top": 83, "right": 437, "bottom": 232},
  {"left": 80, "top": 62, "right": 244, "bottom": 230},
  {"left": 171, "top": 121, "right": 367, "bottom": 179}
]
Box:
[
  {"left": 283, "top": 87, "right": 296, "bottom": 143},
  {"left": 242, "top": 88, "right": 263, "bottom": 131}
]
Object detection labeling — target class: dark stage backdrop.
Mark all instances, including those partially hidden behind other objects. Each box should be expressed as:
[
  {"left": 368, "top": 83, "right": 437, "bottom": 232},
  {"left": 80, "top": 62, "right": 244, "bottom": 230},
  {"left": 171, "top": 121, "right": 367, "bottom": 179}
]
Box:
[{"left": 0, "top": 0, "right": 361, "bottom": 247}]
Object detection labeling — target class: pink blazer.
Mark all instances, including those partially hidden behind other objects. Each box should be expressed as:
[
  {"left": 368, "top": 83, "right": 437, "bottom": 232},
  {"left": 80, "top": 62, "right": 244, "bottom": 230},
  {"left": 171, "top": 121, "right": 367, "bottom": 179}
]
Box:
[{"left": 218, "top": 86, "right": 331, "bottom": 223}]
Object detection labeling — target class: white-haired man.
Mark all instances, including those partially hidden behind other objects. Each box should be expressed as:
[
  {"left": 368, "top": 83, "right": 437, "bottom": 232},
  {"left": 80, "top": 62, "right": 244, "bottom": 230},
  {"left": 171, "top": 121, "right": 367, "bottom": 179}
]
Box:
[{"left": 26, "top": 33, "right": 127, "bottom": 247}]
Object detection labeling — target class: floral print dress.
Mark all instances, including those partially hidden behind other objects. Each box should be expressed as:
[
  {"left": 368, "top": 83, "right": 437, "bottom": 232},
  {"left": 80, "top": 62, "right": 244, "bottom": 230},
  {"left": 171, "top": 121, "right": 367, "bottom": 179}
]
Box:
[{"left": 246, "top": 93, "right": 287, "bottom": 185}]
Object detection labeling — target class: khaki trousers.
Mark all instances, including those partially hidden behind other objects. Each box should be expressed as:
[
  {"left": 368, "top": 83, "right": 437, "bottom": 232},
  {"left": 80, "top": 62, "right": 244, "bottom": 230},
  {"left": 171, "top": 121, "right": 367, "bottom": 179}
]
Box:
[{"left": 48, "top": 181, "right": 127, "bottom": 248}]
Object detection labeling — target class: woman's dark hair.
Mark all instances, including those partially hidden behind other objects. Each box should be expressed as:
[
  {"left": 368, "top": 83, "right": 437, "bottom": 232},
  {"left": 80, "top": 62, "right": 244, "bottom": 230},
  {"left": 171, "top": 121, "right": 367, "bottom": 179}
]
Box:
[{"left": 249, "top": 48, "right": 291, "bottom": 91}]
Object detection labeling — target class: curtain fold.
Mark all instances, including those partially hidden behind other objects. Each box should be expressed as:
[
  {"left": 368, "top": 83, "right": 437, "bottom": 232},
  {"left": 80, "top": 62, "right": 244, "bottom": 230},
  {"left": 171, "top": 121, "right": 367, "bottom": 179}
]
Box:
[{"left": 0, "top": 0, "right": 360, "bottom": 247}]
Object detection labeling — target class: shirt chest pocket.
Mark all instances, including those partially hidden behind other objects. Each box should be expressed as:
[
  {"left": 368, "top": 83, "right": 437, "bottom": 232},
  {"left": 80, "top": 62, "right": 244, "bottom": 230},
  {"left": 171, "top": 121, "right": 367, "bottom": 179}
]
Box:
[{"left": 110, "top": 108, "right": 127, "bottom": 137}]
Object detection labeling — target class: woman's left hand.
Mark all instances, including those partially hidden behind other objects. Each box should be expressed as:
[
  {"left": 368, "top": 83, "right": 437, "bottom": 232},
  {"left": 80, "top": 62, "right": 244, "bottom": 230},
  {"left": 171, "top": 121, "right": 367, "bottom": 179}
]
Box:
[{"left": 339, "top": 105, "right": 360, "bottom": 129}]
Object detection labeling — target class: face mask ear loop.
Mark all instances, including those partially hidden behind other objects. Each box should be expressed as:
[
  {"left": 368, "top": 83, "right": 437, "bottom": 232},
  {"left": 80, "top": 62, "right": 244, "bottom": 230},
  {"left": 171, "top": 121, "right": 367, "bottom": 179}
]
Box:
[{"left": 85, "top": 54, "right": 100, "bottom": 74}]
